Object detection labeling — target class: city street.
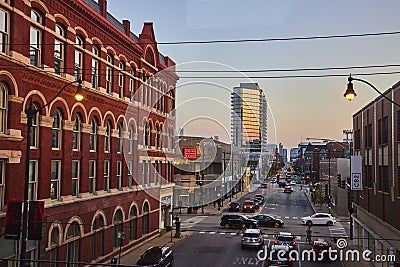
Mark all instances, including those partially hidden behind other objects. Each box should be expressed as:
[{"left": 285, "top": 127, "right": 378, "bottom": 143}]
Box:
[{"left": 173, "top": 182, "right": 348, "bottom": 266}]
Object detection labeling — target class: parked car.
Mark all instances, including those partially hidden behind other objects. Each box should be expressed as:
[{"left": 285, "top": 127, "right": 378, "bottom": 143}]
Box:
[
  {"left": 136, "top": 246, "right": 174, "bottom": 267},
  {"left": 310, "top": 239, "right": 333, "bottom": 261},
  {"left": 270, "top": 177, "right": 277, "bottom": 183},
  {"left": 301, "top": 213, "right": 336, "bottom": 226},
  {"left": 228, "top": 202, "right": 240, "bottom": 212},
  {"left": 250, "top": 214, "right": 284, "bottom": 228},
  {"left": 220, "top": 214, "right": 258, "bottom": 229},
  {"left": 273, "top": 232, "right": 296, "bottom": 250},
  {"left": 283, "top": 186, "right": 293, "bottom": 193},
  {"left": 241, "top": 228, "right": 264, "bottom": 250},
  {"left": 243, "top": 200, "right": 256, "bottom": 212},
  {"left": 267, "top": 244, "right": 293, "bottom": 267}
]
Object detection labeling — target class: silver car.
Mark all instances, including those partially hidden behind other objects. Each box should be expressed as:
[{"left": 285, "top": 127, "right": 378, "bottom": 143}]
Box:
[{"left": 241, "top": 229, "right": 264, "bottom": 249}]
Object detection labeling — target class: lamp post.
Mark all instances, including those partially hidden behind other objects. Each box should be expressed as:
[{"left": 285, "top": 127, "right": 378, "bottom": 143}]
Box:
[{"left": 20, "top": 79, "right": 83, "bottom": 267}]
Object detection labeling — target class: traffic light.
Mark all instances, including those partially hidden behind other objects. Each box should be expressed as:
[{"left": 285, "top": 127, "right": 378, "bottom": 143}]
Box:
[
  {"left": 341, "top": 180, "right": 346, "bottom": 189},
  {"left": 199, "top": 174, "right": 204, "bottom": 186},
  {"left": 324, "top": 184, "right": 328, "bottom": 197},
  {"left": 337, "top": 174, "right": 341, "bottom": 186}
]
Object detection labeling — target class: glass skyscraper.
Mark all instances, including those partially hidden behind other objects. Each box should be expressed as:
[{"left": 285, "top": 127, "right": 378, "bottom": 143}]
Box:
[{"left": 231, "top": 83, "right": 267, "bottom": 171}]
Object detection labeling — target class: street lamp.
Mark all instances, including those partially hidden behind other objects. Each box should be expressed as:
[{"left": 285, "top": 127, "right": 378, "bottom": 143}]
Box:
[
  {"left": 344, "top": 74, "right": 400, "bottom": 108},
  {"left": 20, "top": 79, "right": 83, "bottom": 267}
]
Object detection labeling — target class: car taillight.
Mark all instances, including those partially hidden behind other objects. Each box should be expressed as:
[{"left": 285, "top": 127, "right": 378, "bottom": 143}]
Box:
[
  {"left": 257, "top": 238, "right": 261, "bottom": 242},
  {"left": 274, "top": 240, "right": 278, "bottom": 244}
]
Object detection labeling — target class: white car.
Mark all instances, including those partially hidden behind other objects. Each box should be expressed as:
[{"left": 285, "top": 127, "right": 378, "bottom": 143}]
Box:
[
  {"left": 290, "top": 180, "right": 296, "bottom": 186},
  {"left": 301, "top": 213, "right": 336, "bottom": 226}
]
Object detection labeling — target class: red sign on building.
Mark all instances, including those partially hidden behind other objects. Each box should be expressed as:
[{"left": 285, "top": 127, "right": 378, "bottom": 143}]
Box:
[
  {"left": 4, "top": 200, "right": 22, "bottom": 240},
  {"left": 183, "top": 148, "right": 198, "bottom": 160}
]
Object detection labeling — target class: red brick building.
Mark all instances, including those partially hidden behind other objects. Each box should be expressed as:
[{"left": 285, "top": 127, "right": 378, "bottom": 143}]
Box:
[
  {"left": 0, "top": 0, "right": 177, "bottom": 265},
  {"left": 352, "top": 81, "right": 400, "bottom": 266}
]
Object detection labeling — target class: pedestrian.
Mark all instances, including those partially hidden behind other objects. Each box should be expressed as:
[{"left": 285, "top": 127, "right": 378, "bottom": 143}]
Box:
[
  {"left": 300, "top": 185, "right": 303, "bottom": 191},
  {"left": 237, "top": 223, "right": 246, "bottom": 235},
  {"left": 306, "top": 226, "right": 312, "bottom": 244}
]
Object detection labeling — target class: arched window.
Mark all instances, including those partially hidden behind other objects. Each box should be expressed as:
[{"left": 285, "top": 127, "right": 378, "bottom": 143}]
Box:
[
  {"left": 117, "top": 123, "right": 123, "bottom": 153},
  {"left": 72, "top": 115, "right": 81, "bottom": 150},
  {"left": 142, "top": 202, "right": 150, "bottom": 235},
  {"left": 128, "top": 125, "right": 134, "bottom": 154},
  {"left": 104, "top": 121, "right": 111, "bottom": 153},
  {"left": 0, "top": 83, "right": 7, "bottom": 133},
  {"left": 148, "top": 123, "right": 152, "bottom": 147},
  {"left": 49, "top": 227, "right": 60, "bottom": 267},
  {"left": 90, "top": 118, "right": 97, "bottom": 151},
  {"left": 74, "top": 36, "right": 84, "bottom": 80},
  {"left": 129, "top": 206, "right": 137, "bottom": 241},
  {"left": 92, "top": 215, "right": 105, "bottom": 260},
  {"left": 91, "top": 46, "right": 100, "bottom": 89},
  {"left": 106, "top": 53, "right": 113, "bottom": 94},
  {"left": 30, "top": 10, "right": 42, "bottom": 66},
  {"left": 143, "top": 121, "right": 147, "bottom": 146},
  {"left": 29, "top": 103, "right": 39, "bottom": 148},
  {"left": 118, "top": 62, "right": 125, "bottom": 98},
  {"left": 54, "top": 24, "right": 65, "bottom": 75},
  {"left": 52, "top": 110, "right": 62, "bottom": 149},
  {"left": 129, "top": 68, "right": 135, "bottom": 101},
  {"left": 66, "top": 222, "right": 81, "bottom": 267},
  {"left": 113, "top": 210, "right": 123, "bottom": 248}
]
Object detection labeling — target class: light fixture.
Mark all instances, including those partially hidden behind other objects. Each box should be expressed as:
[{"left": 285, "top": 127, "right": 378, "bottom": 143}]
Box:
[
  {"left": 74, "top": 79, "right": 84, "bottom": 101},
  {"left": 344, "top": 75, "right": 357, "bottom": 101}
]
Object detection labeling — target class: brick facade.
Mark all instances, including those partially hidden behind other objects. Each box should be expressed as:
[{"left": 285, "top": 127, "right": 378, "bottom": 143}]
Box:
[{"left": 0, "top": 0, "right": 177, "bottom": 265}]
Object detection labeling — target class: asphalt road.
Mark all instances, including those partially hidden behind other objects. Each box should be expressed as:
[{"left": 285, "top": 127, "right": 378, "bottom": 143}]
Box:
[{"left": 173, "top": 182, "right": 347, "bottom": 267}]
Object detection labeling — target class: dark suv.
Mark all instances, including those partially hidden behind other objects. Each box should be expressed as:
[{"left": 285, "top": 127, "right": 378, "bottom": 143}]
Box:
[
  {"left": 220, "top": 214, "right": 258, "bottom": 229},
  {"left": 136, "top": 246, "right": 174, "bottom": 267}
]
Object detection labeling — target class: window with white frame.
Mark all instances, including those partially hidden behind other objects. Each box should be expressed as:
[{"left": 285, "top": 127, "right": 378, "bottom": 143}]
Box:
[
  {"left": 0, "top": 160, "right": 4, "bottom": 211},
  {"left": 72, "top": 160, "right": 79, "bottom": 197},
  {"left": 28, "top": 160, "right": 37, "bottom": 201},
  {"left": 104, "top": 160, "right": 110, "bottom": 191},
  {"left": 113, "top": 210, "right": 123, "bottom": 248},
  {"left": 0, "top": 82, "right": 7, "bottom": 133},
  {"left": 72, "top": 115, "right": 81, "bottom": 151},
  {"left": 128, "top": 125, "right": 134, "bottom": 154},
  {"left": 49, "top": 227, "right": 59, "bottom": 267},
  {"left": 91, "top": 46, "right": 100, "bottom": 89},
  {"left": 117, "top": 124, "right": 123, "bottom": 153},
  {"left": 116, "top": 160, "right": 122, "bottom": 190},
  {"left": 143, "top": 121, "right": 147, "bottom": 146},
  {"left": 142, "top": 202, "right": 150, "bottom": 235},
  {"left": 51, "top": 160, "right": 61, "bottom": 200},
  {"left": 127, "top": 160, "right": 133, "bottom": 188},
  {"left": 66, "top": 222, "right": 80, "bottom": 267},
  {"left": 104, "top": 122, "right": 111, "bottom": 153},
  {"left": 154, "top": 161, "right": 158, "bottom": 185},
  {"left": 29, "top": 103, "right": 39, "bottom": 148},
  {"left": 52, "top": 110, "right": 62, "bottom": 149},
  {"left": 129, "top": 69, "right": 135, "bottom": 101},
  {"left": 0, "top": 7, "right": 9, "bottom": 54},
  {"left": 54, "top": 24, "right": 64, "bottom": 75},
  {"left": 74, "top": 36, "right": 84, "bottom": 80},
  {"left": 106, "top": 54, "right": 113, "bottom": 94},
  {"left": 90, "top": 119, "right": 97, "bottom": 151},
  {"left": 30, "top": 10, "right": 41, "bottom": 66},
  {"left": 129, "top": 206, "right": 137, "bottom": 240},
  {"left": 142, "top": 161, "right": 146, "bottom": 186},
  {"left": 118, "top": 62, "right": 124, "bottom": 98},
  {"left": 89, "top": 160, "right": 96, "bottom": 194}
]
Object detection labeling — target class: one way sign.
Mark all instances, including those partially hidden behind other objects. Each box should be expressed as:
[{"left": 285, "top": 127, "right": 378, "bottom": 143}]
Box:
[{"left": 351, "top": 156, "right": 363, "bottom": 190}]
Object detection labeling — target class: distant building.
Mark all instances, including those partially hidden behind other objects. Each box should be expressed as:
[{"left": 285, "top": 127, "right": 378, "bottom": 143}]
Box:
[
  {"left": 290, "top": 147, "right": 299, "bottom": 162},
  {"left": 231, "top": 83, "right": 267, "bottom": 172},
  {"left": 352, "top": 80, "right": 400, "bottom": 264}
]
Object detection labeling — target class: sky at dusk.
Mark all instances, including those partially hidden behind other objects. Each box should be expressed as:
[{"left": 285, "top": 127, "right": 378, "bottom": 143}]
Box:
[{"left": 108, "top": 0, "right": 400, "bottom": 149}]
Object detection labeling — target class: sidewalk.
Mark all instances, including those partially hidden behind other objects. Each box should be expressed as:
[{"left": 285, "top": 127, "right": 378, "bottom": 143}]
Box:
[
  {"left": 304, "top": 189, "right": 372, "bottom": 267},
  {"left": 118, "top": 185, "right": 256, "bottom": 266}
]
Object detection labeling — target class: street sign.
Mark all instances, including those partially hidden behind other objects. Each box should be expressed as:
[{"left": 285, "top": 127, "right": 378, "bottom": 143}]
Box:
[
  {"left": 350, "top": 156, "right": 362, "bottom": 190},
  {"left": 183, "top": 148, "right": 198, "bottom": 160}
]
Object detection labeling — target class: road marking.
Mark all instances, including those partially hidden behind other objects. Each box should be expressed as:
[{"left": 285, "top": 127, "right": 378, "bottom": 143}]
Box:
[
  {"left": 219, "top": 232, "right": 226, "bottom": 235},
  {"left": 199, "top": 231, "right": 205, "bottom": 234},
  {"left": 209, "top": 232, "right": 216, "bottom": 235},
  {"left": 284, "top": 216, "right": 290, "bottom": 219},
  {"left": 293, "top": 217, "right": 298, "bottom": 219},
  {"left": 230, "top": 233, "right": 237, "bottom": 236}
]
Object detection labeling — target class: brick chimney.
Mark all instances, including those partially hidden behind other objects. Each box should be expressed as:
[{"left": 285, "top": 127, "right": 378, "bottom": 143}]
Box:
[
  {"left": 98, "top": 0, "right": 107, "bottom": 17},
  {"left": 123, "top": 20, "right": 130, "bottom": 36}
]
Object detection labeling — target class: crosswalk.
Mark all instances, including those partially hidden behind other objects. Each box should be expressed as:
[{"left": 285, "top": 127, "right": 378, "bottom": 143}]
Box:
[
  {"left": 328, "top": 222, "right": 348, "bottom": 238},
  {"left": 180, "top": 216, "right": 208, "bottom": 229},
  {"left": 197, "top": 230, "right": 310, "bottom": 243}
]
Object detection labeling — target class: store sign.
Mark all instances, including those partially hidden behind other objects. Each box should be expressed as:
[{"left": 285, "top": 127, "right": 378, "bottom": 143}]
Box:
[
  {"left": 351, "top": 156, "right": 362, "bottom": 190},
  {"left": 183, "top": 148, "right": 198, "bottom": 160}
]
